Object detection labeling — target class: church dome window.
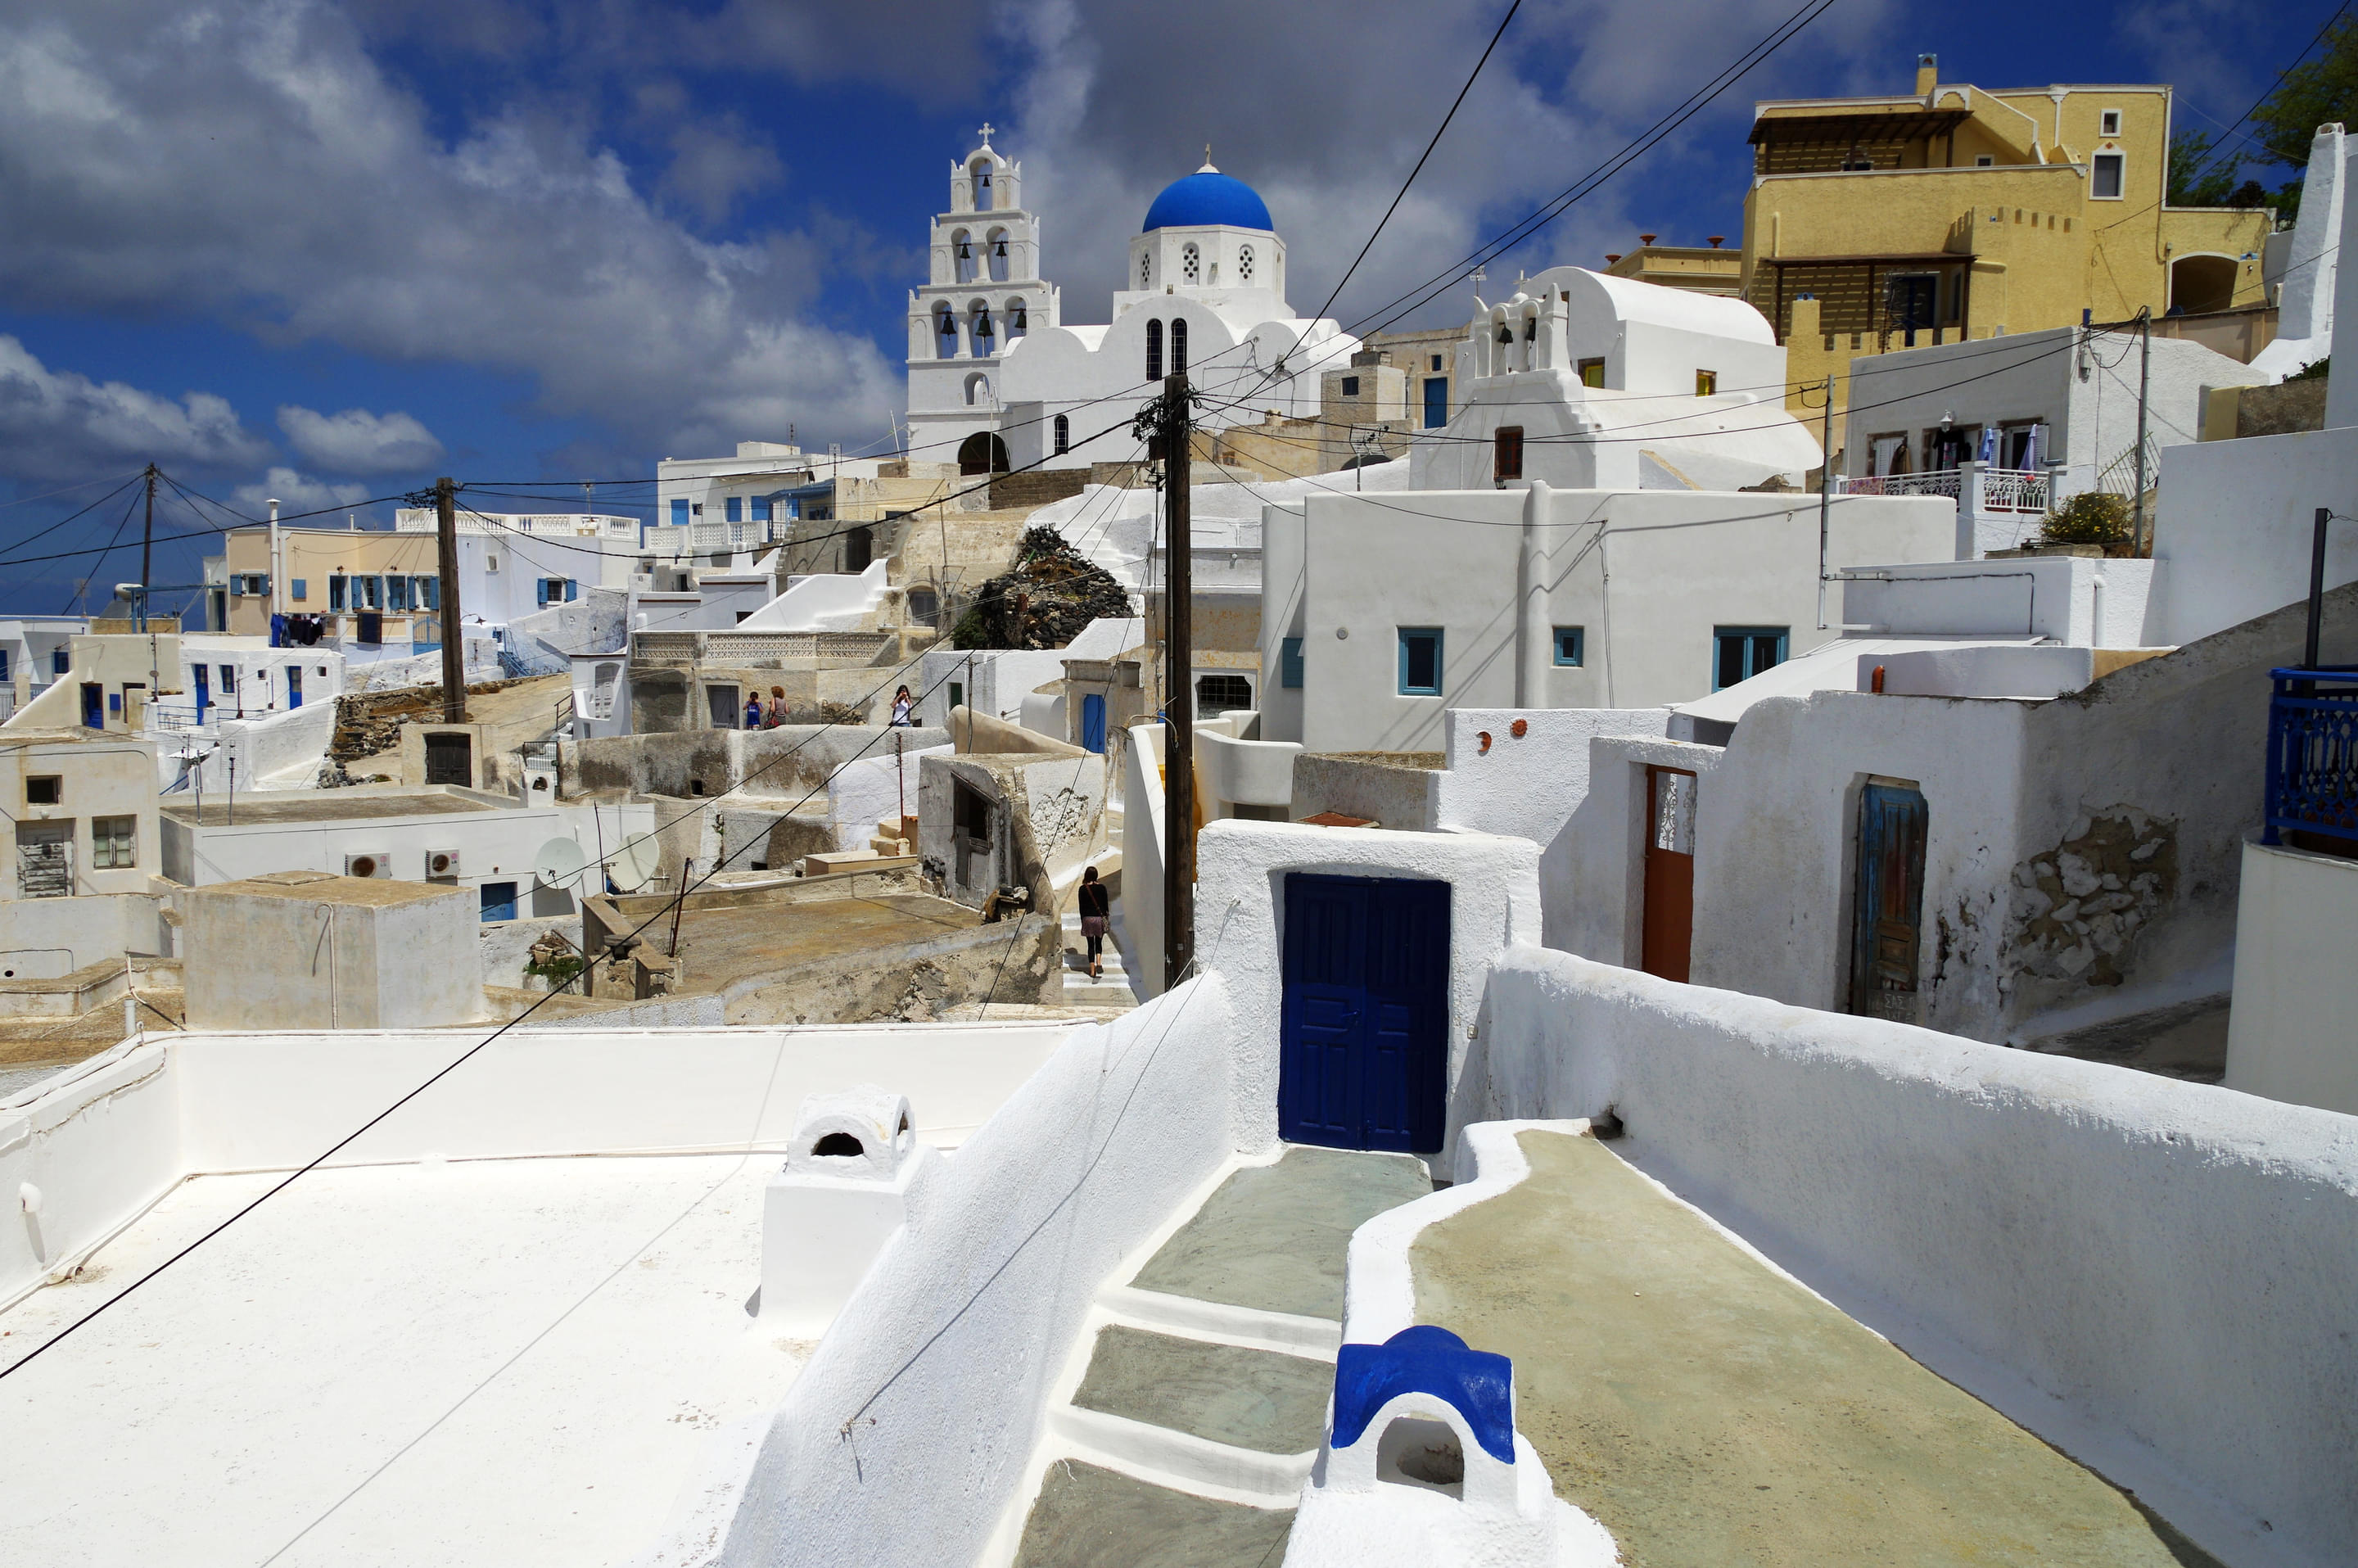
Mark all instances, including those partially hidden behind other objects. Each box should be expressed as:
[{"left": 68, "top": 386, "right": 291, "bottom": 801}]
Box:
[
  {"left": 1172, "top": 318, "right": 1188, "bottom": 375},
  {"left": 1239, "top": 245, "right": 1254, "bottom": 284},
  {"left": 1146, "top": 319, "right": 1164, "bottom": 382},
  {"left": 1139, "top": 252, "right": 1152, "bottom": 289},
  {"left": 1182, "top": 243, "right": 1200, "bottom": 284},
  {"left": 1054, "top": 414, "right": 1070, "bottom": 454}
]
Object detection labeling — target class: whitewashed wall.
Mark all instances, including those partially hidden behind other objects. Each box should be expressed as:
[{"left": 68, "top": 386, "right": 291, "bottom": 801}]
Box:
[
  {"left": 1467, "top": 946, "right": 2358, "bottom": 1568},
  {"left": 716, "top": 983, "right": 1235, "bottom": 1568}
]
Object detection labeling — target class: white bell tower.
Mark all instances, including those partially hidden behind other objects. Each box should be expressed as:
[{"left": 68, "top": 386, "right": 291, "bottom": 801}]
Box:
[{"left": 906, "top": 128, "right": 1062, "bottom": 474}]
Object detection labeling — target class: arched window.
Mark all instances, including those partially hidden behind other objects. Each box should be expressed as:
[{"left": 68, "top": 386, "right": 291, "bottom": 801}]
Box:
[
  {"left": 987, "top": 228, "right": 1010, "bottom": 282},
  {"left": 1138, "top": 251, "right": 1152, "bottom": 289},
  {"left": 1054, "top": 414, "right": 1070, "bottom": 454},
  {"left": 972, "top": 160, "right": 993, "bottom": 211},
  {"left": 1181, "top": 242, "right": 1200, "bottom": 284},
  {"left": 1145, "top": 319, "right": 1163, "bottom": 382},
  {"left": 1239, "top": 245, "right": 1254, "bottom": 284},
  {"left": 934, "top": 305, "right": 959, "bottom": 358},
  {"left": 964, "top": 373, "right": 992, "bottom": 407},
  {"left": 1171, "top": 318, "right": 1188, "bottom": 376},
  {"left": 953, "top": 229, "right": 976, "bottom": 283},
  {"left": 1007, "top": 300, "right": 1028, "bottom": 338}
]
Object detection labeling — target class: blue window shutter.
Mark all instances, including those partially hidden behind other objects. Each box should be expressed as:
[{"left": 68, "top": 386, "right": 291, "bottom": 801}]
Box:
[
  {"left": 671, "top": 499, "right": 689, "bottom": 527},
  {"left": 536, "top": 580, "right": 549, "bottom": 607},
  {"left": 754, "top": 498, "right": 771, "bottom": 522},
  {"left": 725, "top": 497, "right": 743, "bottom": 523},
  {"left": 290, "top": 578, "right": 308, "bottom": 602},
  {"left": 1281, "top": 637, "right": 1304, "bottom": 689},
  {"left": 565, "top": 580, "right": 578, "bottom": 602},
  {"left": 1552, "top": 626, "right": 1583, "bottom": 667}
]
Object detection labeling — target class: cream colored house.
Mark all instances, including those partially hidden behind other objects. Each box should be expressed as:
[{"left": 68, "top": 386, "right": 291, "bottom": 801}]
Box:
[{"left": 0, "top": 730, "right": 160, "bottom": 900}]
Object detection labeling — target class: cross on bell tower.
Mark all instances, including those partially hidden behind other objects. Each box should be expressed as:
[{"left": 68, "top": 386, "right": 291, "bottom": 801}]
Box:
[{"left": 978, "top": 123, "right": 995, "bottom": 146}]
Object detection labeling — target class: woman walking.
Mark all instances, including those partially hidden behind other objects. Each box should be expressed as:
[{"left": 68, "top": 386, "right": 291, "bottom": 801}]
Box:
[{"left": 1077, "top": 865, "right": 1111, "bottom": 979}]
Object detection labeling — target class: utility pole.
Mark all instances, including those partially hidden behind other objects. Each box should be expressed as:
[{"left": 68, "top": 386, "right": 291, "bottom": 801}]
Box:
[
  {"left": 1161, "top": 372, "right": 1195, "bottom": 987},
  {"left": 435, "top": 477, "right": 465, "bottom": 722},
  {"left": 1815, "top": 376, "right": 1836, "bottom": 629},
  {"left": 140, "top": 464, "right": 156, "bottom": 603},
  {"left": 2133, "top": 307, "right": 2152, "bottom": 556}
]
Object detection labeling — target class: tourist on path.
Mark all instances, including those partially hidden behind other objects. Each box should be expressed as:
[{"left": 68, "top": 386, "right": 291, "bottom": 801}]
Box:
[{"left": 1077, "top": 865, "right": 1111, "bottom": 979}]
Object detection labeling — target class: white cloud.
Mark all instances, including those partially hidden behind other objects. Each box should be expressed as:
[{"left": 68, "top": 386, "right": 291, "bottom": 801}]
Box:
[
  {"left": 232, "top": 466, "right": 374, "bottom": 518},
  {"left": 278, "top": 404, "right": 444, "bottom": 474},
  {"left": 0, "top": 0, "right": 901, "bottom": 456},
  {"left": 0, "top": 334, "right": 269, "bottom": 482}
]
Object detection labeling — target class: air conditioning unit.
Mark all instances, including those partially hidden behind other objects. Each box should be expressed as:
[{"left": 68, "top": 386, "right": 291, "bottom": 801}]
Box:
[
  {"left": 425, "top": 848, "right": 461, "bottom": 880},
  {"left": 343, "top": 852, "right": 391, "bottom": 879}
]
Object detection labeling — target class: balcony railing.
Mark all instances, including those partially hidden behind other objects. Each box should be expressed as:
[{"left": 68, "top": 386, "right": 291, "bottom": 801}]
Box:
[
  {"left": 1837, "top": 464, "right": 2052, "bottom": 513},
  {"left": 2263, "top": 667, "right": 2358, "bottom": 847}
]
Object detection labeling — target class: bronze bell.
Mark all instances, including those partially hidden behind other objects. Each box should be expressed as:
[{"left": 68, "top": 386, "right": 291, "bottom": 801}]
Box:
[
  {"left": 1012, "top": 305, "right": 1028, "bottom": 330},
  {"left": 956, "top": 240, "right": 972, "bottom": 260}
]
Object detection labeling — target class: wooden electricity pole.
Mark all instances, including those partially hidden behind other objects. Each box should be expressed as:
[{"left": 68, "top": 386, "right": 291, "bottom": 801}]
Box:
[
  {"left": 140, "top": 464, "right": 156, "bottom": 599},
  {"left": 435, "top": 477, "right": 465, "bottom": 721},
  {"left": 1161, "top": 373, "right": 1195, "bottom": 987}
]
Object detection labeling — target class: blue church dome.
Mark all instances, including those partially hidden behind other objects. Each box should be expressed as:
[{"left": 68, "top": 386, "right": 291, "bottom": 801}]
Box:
[{"left": 1141, "top": 166, "right": 1272, "bottom": 234}]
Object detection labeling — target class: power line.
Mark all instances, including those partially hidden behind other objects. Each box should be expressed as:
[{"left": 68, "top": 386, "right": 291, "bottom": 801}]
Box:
[{"left": 1305, "top": 0, "right": 1522, "bottom": 328}]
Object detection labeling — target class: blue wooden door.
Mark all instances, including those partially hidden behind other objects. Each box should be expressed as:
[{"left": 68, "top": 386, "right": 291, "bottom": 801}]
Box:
[
  {"left": 79, "top": 683, "right": 103, "bottom": 729},
  {"left": 480, "top": 882, "right": 518, "bottom": 923},
  {"left": 1080, "top": 693, "right": 1107, "bottom": 754},
  {"left": 287, "top": 667, "right": 302, "bottom": 709},
  {"left": 1848, "top": 783, "right": 1929, "bottom": 1022},
  {"left": 1279, "top": 874, "right": 1450, "bottom": 1153},
  {"left": 193, "top": 665, "right": 210, "bottom": 722}
]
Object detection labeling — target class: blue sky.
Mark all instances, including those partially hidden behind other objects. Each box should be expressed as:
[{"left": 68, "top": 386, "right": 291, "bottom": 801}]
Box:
[{"left": 0, "top": 0, "right": 2330, "bottom": 613}]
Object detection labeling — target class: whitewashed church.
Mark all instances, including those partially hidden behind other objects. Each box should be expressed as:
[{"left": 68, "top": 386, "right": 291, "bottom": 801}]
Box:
[{"left": 905, "top": 131, "right": 1354, "bottom": 475}]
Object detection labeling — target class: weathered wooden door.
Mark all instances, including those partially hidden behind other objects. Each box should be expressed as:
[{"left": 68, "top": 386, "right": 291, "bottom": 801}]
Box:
[
  {"left": 1641, "top": 766, "right": 1696, "bottom": 983},
  {"left": 1279, "top": 873, "right": 1449, "bottom": 1154},
  {"left": 1849, "top": 782, "right": 1930, "bottom": 1021}
]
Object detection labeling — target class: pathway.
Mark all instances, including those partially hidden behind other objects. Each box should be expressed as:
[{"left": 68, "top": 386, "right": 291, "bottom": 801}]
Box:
[
  {"left": 1005, "top": 1145, "right": 1432, "bottom": 1568},
  {"left": 1412, "top": 1128, "right": 2224, "bottom": 1567}
]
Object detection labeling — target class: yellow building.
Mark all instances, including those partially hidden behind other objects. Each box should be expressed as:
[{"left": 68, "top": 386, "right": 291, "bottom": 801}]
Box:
[
  {"left": 1741, "top": 54, "right": 2274, "bottom": 420},
  {"left": 219, "top": 527, "right": 443, "bottom": 642},
  {"left": 1603, "top": 243, "right": 1744, "bottom": 296}
]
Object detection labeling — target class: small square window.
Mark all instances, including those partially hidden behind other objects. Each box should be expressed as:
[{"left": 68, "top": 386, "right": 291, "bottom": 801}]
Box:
[
  {"left": 1975, "top": 154, "right": 1994, "bottom": 167},
  {"left": 1280, "top": 636, "right": 1304, "bottom": 689},
  {"left": 25, "top": 775, "right": 60, "bottom": 806},
  {"left": 290, "top": 578, "right": 308, "bottom": 602},
  {"left": 92, "top": 815, "right": 136, "bottom": 870},
  {"left": 1713, "top": 626, "right": 1789, "bottom": 691},
  {"left": 1340, "top": 376, "right": 1360, "bottom": 396},
  {"left": 1577, "top": 357, "right": 1606, "bottom": 389},
  {"left": 2090, "top": 151, "right": 2125, "bottom": 201},
  {"left": 1430, "top": 354, "right": 1443, "bottom": 372},
  {"left": 2099, "top": 109, "right": 2121, "bottom": 137},
  {"left": 1397, "top": 627, "right": 1443, "bottom": 696},
  {"left": 1493, "top": 426, "right": 1525, "bottom": 482},
  {"left": 1695, "top": 369, "right": 1718, "bottom": 397},
  {"left": 1552, "top": 626, "right": 1585, "bottom": 667}
]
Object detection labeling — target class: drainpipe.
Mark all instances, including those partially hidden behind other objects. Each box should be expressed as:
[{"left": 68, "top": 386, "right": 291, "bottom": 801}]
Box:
[
  {"left": 1516, "top": 481, "right": 1552, "bottom": 706},
  {"left": 268, "top": 498, "right": 283, "bottom": 623}
]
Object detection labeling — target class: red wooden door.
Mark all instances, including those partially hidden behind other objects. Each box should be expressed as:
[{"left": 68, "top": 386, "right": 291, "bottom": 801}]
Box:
[{"left": 1641, "top": 766, "right": 1696, "bottom": 983}]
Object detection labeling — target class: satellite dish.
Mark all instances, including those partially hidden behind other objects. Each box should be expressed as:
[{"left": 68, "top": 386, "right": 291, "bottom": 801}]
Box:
[
  {"left": 607, "top": 834, "right": 662, "bottom": 893},
  {"left": 534, "top": 837, "right": 590, "bottom": 889}
]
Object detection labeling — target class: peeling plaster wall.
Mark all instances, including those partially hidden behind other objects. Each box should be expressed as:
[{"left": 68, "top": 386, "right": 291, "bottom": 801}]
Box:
[
  {"left": 1470, "top": 947, "right": 2358, "bottom": 1568},
  {"left": 1685, "top": 581, "right": 2358, "bottom": 1042}
]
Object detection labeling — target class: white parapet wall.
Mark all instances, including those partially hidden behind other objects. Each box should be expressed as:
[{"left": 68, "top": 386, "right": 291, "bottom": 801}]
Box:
[
  {"left": 1467, "top": 945, "right": 2358, "bottom": 1568},
  {"left": 0, "top": 1020, "right": 1075, "bottom": 1313},
  {"left": 2223, "top": 837, "right": 2358, "bottom": 1115},
  {"left": 713, "top": 979, "right": 1238, "bottom": 1568}
]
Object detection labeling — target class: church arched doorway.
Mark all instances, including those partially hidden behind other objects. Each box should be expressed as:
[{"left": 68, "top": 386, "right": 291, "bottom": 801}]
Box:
[{"left": 959, "top": 432, "right": 1010, "bottom": 475}]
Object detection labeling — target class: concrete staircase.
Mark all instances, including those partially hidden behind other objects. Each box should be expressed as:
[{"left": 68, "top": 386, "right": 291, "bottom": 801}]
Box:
[{"left": 994, "top": 1147, "right": 1433, "bottom": 1568}]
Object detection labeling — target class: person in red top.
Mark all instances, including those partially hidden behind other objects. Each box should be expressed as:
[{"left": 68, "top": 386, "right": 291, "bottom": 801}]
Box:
[{"left": 1076, "top": 865, "right": 1111, "bottom": 979}]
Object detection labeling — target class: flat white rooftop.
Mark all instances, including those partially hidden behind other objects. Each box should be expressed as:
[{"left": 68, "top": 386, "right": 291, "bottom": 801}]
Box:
[{"left": 0, "top": 1153, "right": 805, "bottom": 1566}]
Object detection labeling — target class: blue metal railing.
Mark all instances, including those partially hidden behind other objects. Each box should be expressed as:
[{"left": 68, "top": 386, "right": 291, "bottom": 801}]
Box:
[{"left": 2264, "top": 667, "right": 2358, "bottom": 846}]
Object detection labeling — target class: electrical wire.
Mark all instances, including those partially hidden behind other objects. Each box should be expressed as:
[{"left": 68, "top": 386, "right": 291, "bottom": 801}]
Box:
[{"left": 1304, "top": 0, "right": 1522, "bottom": 329}]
